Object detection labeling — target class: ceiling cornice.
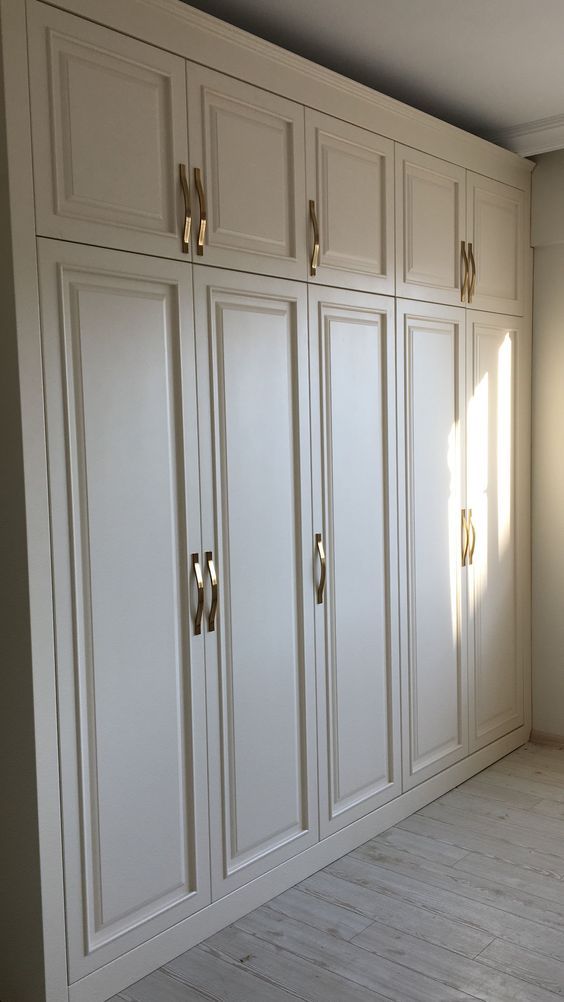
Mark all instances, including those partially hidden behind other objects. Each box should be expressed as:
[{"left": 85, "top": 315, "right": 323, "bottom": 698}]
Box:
[{"left": 494, "top": 114, "right": 564, "bottom": 158}]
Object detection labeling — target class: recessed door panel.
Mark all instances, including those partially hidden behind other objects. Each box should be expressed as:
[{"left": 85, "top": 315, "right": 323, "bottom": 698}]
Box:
[
  {"left": 467, "top": 174, "right": 525, "bottom": 315},
  {"left": 397, "top": 300, "right": 468, "bottom": 788},
  {"left": 309, "top": 288, "right": 401, "bottom": 835},
  {"left": 306, "top": 110, "right": 394, "bottom": 293},
  {"left": 194, "top": 269, "right": 317, "bottom": 897},
  {"left": 38, "top": 240, "right": 209, "bottom": 979},
  {"left": 187, "top": 64, "right": 306, "bottom": 278},
  {"left": 396, "top": 146, "right": 466, "bottom": 305},
  {"left": 29, "top": 2, "right": 189, "bottom": 258},
  {"left": 467, "top": 312, "right": 524, "bottom": 749}
]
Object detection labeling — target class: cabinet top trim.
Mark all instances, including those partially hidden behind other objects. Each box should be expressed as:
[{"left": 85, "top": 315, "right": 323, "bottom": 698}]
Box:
[{"left": 35, "top": 0, "right": 533, "bottom": 190}]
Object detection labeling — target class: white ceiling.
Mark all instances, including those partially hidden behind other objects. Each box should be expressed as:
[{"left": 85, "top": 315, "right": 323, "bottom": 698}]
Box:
[{"left": 184, "top": 0, "right": 564, "bottom": 154}]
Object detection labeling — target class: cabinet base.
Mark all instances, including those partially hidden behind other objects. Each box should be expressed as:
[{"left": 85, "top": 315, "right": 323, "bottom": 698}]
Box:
[{"left": 68, "top": 724, "right": 530, "bottom": 1002}]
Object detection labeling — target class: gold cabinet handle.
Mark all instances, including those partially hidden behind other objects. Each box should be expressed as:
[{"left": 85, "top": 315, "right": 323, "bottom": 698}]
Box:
[
  {"left": 179, "top": 163, "right": 192, "bottom": 253},
  {"left": 309, "top": 199, "right": 320, "bottom": 276},
  {"left": 461, "top": 509, "right": 469, "bottom": 566},
  {"left": 205, "top": 551, "right": 218, "bottom": 631},
  {"left": 315, "top": 532, "right": 326, "bottom": 604},
  {"left": 194, "top": 167, "right": 207, "bottom": 256},
  {"left": 461, "top": 240, "right": 469, "bottom": 303},
  {"left": 468, "top": 509, "right": 477, "bottom": 564},
  {"left": 468, "top": 242, "right": 477, "bottom": 302},
  {"left": 192, "top": 553, "right": 204, "bottom": 635}
]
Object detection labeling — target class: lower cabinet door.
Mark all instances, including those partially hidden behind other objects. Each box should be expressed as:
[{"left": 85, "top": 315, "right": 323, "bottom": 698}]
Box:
[
  {"left": 397, "top": 299, "right": 469, "bottom": 789},
  {"left": 38, "top": 240, "right": 210, "bottom": 980},
  {"left": 194, "top": 268, "right": 318, "bottom": 897},
  {"left": 467, "top": 311, "right": 525, "bottom": 750},
  {"left": 310, "top": 287, "right": 401, "bottom": 836}
]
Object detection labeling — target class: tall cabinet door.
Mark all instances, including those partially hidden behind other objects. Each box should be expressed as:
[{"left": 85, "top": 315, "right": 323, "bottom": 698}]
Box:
[
  {"left": 397, "top": 300, "right": 468, "bottom": 789},
  {"left": 305, "top": 110, "right": 394, "bottom": 293},
  {"left": 467, "top": 312, "right": 525, "bottom": 751},
  {"left": 187, "top": 64, "right": 306, "bottom": 279},
  {"left": 396, "top": 146, "right": 466, "bottom": 306},
  {"left": 38, "top": 241, "right": 210, "bottom": 980},
  {"left": 194, "top": 268, "right": 318, "bottom": 898},
  {"left": 466, "top": 174, "right": 526, "bottom": 315},
  {"left": 310, "top": 288, "right": 401, "bottom": 836},
  {"left": 29, "top": 2, "right": 190, "bottom": 258}
]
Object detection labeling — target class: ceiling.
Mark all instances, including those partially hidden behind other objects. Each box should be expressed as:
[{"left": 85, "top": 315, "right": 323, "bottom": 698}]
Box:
[{"left": 184, "top": 0, "right": 564, "bottom": 155}]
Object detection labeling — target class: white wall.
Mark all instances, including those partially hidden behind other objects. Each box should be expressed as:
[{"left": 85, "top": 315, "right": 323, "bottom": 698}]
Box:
[{"left": 531, "top": 151, "right": 564, "bottom": 738}]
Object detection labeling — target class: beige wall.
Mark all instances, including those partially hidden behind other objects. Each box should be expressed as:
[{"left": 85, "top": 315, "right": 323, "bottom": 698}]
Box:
[{"left": 531, "top": 151, "right": 564, "bottom": 737}]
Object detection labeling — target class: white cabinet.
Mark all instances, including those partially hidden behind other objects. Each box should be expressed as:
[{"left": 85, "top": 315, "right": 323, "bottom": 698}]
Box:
[
  {"left": 37, "top": 241, "right": 210, "bottom": 978},
  {"left": 194, "top": 269, "right": 318, "bottom": 897},
  {"left": 310, "top": 287, "right": 401, "bottom": 834},
  {"left": 29, "top": 3, "right": 190, "bottom": 258},
  {"left": 306, "top": 111, "right": 394, "bottom": 293},
  {"left": 466, "top": 174, "right": 526, "bottom": 315},
  {"left": 397, "top": 300, "right": 469, "bottom": 787},
  {"left": 396, "top": 146, "right": 466, "bottom": 306},
  {"left": 187, "top": 65, "right": 307, "bottom": 279},
  {"left": 467, "top": 312, "right": 525, "bottom": 750}
]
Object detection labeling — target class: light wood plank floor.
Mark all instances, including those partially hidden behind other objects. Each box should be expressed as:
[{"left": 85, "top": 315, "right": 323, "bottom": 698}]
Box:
[{"left": 114, "top": 743, "right": 564, "bottom": 1001}]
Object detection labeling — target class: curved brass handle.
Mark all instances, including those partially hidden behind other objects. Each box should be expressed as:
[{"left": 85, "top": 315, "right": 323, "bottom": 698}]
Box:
[
  {"left": 179, "top": 163, "right": 192, "bottom": 253},
  {"left": 309, "top": 199, "right": 320, "bottom": 276},
  {"left": 315, "top": 532, "right": 326, "bottom": 604},
  {"left": 194, "top": 167, "right": 207, "bottom": 256},
  {"left": 461, "top": 241, "right": 469, "bottom": 303},
  {"left": 468, "top": 242, "right": 477, "bottom": 302},
  {"left": 206, "top": 551, "right": 218, "bottom": 631},
  {"left": 461, "top": 509, "right": 469, "bottom": 566},
  {"left": 468, "top": 509, "right": 477, "bottom": 564},
  {"left": 192, "top": 553, "right": 204, "bottom": 635}
]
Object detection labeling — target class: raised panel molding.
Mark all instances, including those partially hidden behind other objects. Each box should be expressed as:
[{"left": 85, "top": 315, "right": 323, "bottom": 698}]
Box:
[
  {"left": 306, "top": 110, "right": 394, "bottom": 294},
  {"left": 29, "top": 3, "right": 189, "bottom": 258},
  {"left": 396, "top": 146, "right": 466, "bottom": 306},
  {"left": 37, "top": 240, "right": 210, "bottom": 981},
  {"left": 467, "top": 173, "right": 526, "bottom": 316},
  {"left": 397, "top": 301, "right": 468, "bottom": 790},
  {"left": 187, "top": 64, "right": 307, "bottom": 279},
  {"left": 194, "top": 269, "right": 318, "bottom": 901}
]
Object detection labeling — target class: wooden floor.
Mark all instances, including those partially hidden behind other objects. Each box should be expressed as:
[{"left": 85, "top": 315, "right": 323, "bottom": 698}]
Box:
[{"left": 114, "top": 743, "right": 564, "bottom": 1001}]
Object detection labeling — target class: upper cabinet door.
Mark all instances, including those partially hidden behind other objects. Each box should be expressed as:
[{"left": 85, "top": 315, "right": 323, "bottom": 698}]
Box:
[
  {"left": 396, "top": 146, "right": 466, "bottom": 307},
  {"left": 187, "top": 64, "right": 306, "bottom": 279},
  {"left": 194, "top": 269, "right": 318, "bottom": 898},
  {"left": 306, "top": 110, "right": 394, "bottom": 293},
  {"left": 29, "top": 3, "right": 190, "bottom": 258},
  {"left": 38, "top": 240, "right": 210, "bottom": 979},
  {"left": 396, "top": 299, "right": 468, "bottom": 789},
  {"left": 467, "top": 312, "right": 525, "bottom": 751},
  {"left": 309, "top": 287, "right": 401, "bottom": 836},
  {"left": 466, "top": 174, "right": 526, "bottom": 316}
]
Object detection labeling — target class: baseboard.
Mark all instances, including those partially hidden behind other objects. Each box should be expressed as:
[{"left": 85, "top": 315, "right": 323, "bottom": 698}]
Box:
[
  {"left": 530, "top": 729, "right": 564, "bottom": 748},
  {"left": 69, "top": 724, "right": 529, "bottom": 1002}
]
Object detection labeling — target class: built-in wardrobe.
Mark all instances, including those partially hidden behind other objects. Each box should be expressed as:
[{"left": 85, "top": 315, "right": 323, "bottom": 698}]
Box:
[{"left": 0, "top": 1, "right": 532, "bottom": 1000}]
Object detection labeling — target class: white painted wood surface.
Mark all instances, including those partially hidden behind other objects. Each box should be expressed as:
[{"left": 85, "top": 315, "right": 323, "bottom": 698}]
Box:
[
  {"left": 396, "top": 146, "right": 466, "bottom": 306},
  {"left": 309, "top": 286, "right": 401, "bottom": 835},
  {"left": 110, "top": 745, "right": 564, "bottom": 1002},
  {"left": 186, "top": 64, "right": 307, "bottom": 278},
  {"left": 29, "top": 2, "right": 190, "bottom": 259},
  {"left": 397, "top": 300, "right": 469, "bottom": 788},
  {"left": 306, "top": 111, "right": 394, "bottom": 293},
  {"left": 194, "top": 268, "right": 318, "bottom": 898},
  {"left": 466, "top": 173, "right": 526, "bottom": 315},
  {"left": 467, "top": 311, "right": 524, "bottom": 750},
  {"left": 37, "top": 240, "right": 210, "bottom": 979}
]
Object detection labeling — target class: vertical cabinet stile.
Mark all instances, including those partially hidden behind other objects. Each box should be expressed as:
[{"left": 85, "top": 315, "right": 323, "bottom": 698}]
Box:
[
  {"left": 309, "top": 286, "right": 401, "bottom": 834},
  {"left": 193, "top": 267, "right": 318, "bottom": 899}
]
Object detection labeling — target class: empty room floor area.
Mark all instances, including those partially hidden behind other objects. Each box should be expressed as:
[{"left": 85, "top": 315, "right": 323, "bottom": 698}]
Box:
[{"left": 111, "top": 743, "right": 564, "bottom": 1001}]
